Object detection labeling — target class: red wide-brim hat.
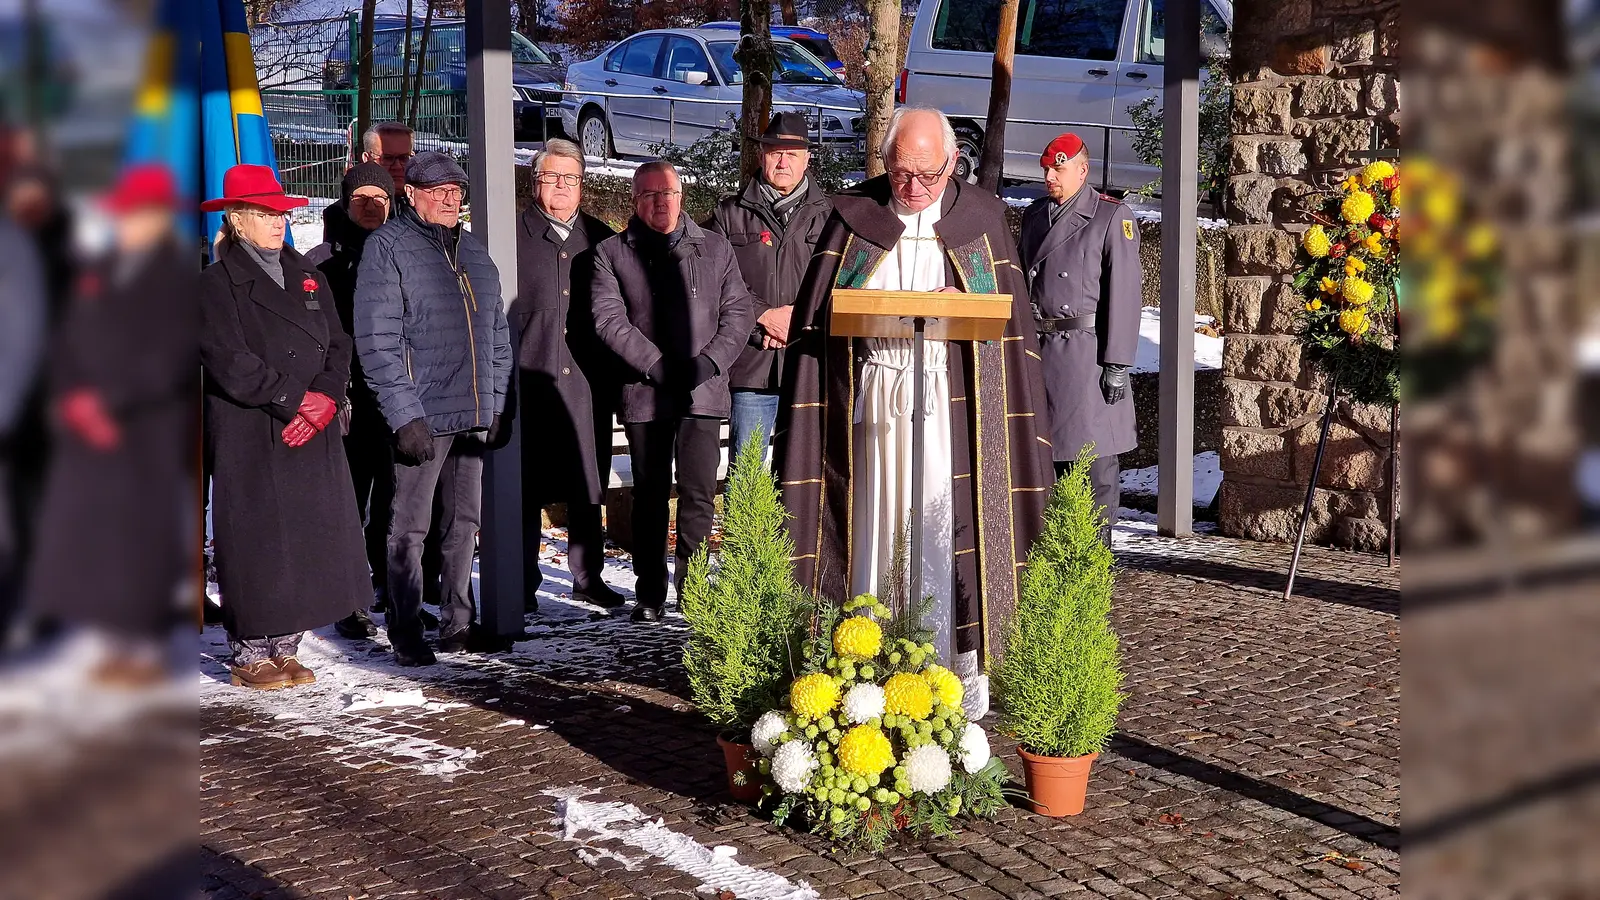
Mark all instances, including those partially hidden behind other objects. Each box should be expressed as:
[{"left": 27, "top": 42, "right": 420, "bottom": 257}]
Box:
[
  {"left": 199, "top": 163, "right": 309, "bottom": 213},
  {"left": 102, "top": 163, "right": 182, "bottom": 213}
]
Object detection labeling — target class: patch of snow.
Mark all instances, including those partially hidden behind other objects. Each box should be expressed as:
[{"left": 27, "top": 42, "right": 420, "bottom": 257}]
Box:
[
  {"left": 342, "top": 688, "right": 466, "bottom": 713},
  {"left": 546, "top": 787, "right": 820, "bottom": 900},
  {"left": 1120, "top": 451, "right": 1222, "bottom": 507},
  {"left": 1133, "top": 306, "right": 1223, "bottom": 374}
]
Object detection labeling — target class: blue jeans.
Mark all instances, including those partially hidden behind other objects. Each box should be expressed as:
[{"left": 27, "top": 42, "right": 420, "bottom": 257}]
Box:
[{"left": 728, "top": 390, "right": 780, "bottom": 471}]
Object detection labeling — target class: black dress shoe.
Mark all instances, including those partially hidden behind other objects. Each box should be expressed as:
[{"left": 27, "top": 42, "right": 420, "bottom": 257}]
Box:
[
  {"left": 573, "top": 583, "right": 628, "bottom": 609},
  {"left": 629, "top": 603, "right": 663, "bottom": 623},
  {"left": 437, "top": 629, "right": 470, "bottom": 653},
  {"left": 335, "top": 610, "right": 379, "bottom": 640},
  {"left": 391, "top": 639, "right": 437, "bottom": 667},
  {"left": 369, "top": 586, "right": 390, "bottom": 614},
  {"left": 419, "top": 608, "right": 440, "bottom": 630}
]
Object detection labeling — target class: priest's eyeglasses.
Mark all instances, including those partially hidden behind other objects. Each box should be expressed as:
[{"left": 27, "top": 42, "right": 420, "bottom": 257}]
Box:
[
  {"left": 536, "top": 172, "right": 583, "bottom": 187},
  {"left": 887, "top": 157, "right": 951, "bottom": 188}
]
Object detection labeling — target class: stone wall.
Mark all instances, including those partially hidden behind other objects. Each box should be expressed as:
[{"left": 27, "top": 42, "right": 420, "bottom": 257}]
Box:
[{"left": 1219, "top": 0, "right": 1399, "bottom": 550}]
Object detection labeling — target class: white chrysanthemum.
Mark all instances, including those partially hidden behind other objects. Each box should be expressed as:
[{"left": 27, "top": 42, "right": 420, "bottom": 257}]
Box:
[
  {"left": 903, "top": 743, "right": 953, "bottom": 794},
  {"left": 771, "top": 740, "right": 818, "bottom": 793},
  {"left": 958, "top": 722, "right": 991, "bottom": 774},
  {"left": 841, "top": 683, "right": 886, "bottom": 725},
  {"left": 751, "top": 710, "right": 788, "bottom": 757}
]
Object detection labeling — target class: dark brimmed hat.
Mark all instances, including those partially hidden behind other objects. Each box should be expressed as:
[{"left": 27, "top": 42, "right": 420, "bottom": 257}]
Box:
[
  {"left": 405, "top": 151, "right": 469, "bottom": 189},
  {"left": 199, "top": 164, "right": 308, "bottom": 213},
  {"left": 757, "top": 111, "right": 812, "bottom": 150}
]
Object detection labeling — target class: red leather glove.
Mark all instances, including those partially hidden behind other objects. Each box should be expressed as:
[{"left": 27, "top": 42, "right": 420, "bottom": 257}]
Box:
[
  {"left": 59, "top": 389, "right": 120, "bottom": 450},
  {"left": 282, "top": 414, "right": 317, "bottom": 447},
  {"left": 298, "top": 391, "right": 338, "bottom": 431}
]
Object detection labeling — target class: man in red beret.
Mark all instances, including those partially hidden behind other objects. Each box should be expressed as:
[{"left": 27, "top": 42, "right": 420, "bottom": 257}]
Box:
[{"left": 1018, "top": 133, "right": 1142, "bottom": 545}]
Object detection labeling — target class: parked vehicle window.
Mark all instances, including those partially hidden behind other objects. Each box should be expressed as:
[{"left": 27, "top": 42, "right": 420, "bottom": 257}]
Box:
[
  {"left": 510, "top": 31, "right": 554, "bottom": 65},
  {"left": 1137, "top": 0, "right": 1231, "bottom": 63},
  {"left": 793, "top": 36, "right": 842, "bottom": 67},
  {"left": 933, "top": 0, "right": 1122, "bottom": 59},
  {"left": 611, "top": 35, "right": 665, "bottom": 77},
  {"left": 707, "top": 40, "right": 837, "bottom": 85},
  {"left": 662, "top": 36, "right": 714, "bottom": 84}
]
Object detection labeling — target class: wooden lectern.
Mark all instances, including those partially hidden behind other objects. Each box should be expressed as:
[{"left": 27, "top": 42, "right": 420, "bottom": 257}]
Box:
[{"left": 829, "top": 288, "right": 1012, "bottom": 607}]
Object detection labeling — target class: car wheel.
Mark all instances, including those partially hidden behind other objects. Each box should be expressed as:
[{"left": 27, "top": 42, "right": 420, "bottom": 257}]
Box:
[
  {"left": 579, "top": 109, "right": 614, "bottom": 161},
  {"left": 953, "top": 126, "right": 982, "bottom": 184}
]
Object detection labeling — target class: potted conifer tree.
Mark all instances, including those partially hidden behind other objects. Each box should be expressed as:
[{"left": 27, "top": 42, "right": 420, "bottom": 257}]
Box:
[
  {"left": 993, "top": 447, "right": 1125, "bottom": 816},
  {"left": 680, "top": 435, "right": 808, "bottom": 802}
]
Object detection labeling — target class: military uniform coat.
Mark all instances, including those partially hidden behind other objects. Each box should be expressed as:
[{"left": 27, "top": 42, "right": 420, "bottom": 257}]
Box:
[
  {"left": 774, "top": 176, "right": 1056, "bottom": 664},
  {"left": 200, "top": 240, "right": 372, "bottom": 638},
  {"left": 510, "top": 209, "right": 619, "bottom": 506},
  {"left": 1018, "top": 187, "right": 1141, "bottom": 461}
]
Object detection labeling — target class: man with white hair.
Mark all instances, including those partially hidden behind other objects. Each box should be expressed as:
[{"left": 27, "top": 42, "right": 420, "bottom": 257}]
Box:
[{"left": 773, "top": 107, "right": 1054, "bottom": 718}]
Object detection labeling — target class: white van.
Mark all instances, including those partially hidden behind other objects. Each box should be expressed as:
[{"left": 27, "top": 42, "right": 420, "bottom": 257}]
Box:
[{"left": 901, "top": 0, "right": 1231, "bottom": 190}]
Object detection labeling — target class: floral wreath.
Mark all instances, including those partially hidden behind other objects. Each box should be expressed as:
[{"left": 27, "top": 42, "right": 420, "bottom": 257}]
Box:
[{"left": 1292, "top": 160, "right": 1400, "bottom": 407}]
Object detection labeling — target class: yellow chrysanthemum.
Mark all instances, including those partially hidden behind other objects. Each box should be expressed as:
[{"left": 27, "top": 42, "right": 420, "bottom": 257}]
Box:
[
  {"left": 1341, "top": 175, "right": 1362, "bottom": 193},
  {"left": 1363, "top": 232, "right": 1386, "bottom": 256},
  {"left": 1466, "top": 224, "right": 1496, "bottom": 258},
  {"left": 837, "top": 725, "right": 895, "bottom": 776},
  {"left": 1360, "top": 160, "right": 1396, "bottom": 187},
  {"left": 1344, "top": 257, "right": 1366, "bottom": 277},
  {"left": 790, "top": 673, "right": 840, "bottom": 719},
  {"left": 1319, "top": 276, "right": 1340, "bottom": 295},
  {"left": 883, "top": 672, "right": 933, "bottom": 721},
  {"left": 1306, "top": 298, "right": 1322, "bottom": 311},
  {"left": 832, "top": 616, "right": 883, "bottom": 659},
  {"left": 1339, "top": 307, "right": 1370, "bottom": 336},
  {"left": 1300, "top": 225, "right": 1331, "bottom": 259},
  {"left": 920, "top": 665, "right": 965, "bottom": 709},
  {"left": 1342, "top": 276, "right": 1375, "bottom": 305},
  {"left": 1341, "top": 190, "right": 1376, "bottom": 226}
]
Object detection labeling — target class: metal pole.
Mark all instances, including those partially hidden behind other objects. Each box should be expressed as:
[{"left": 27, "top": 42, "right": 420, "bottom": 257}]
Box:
[
  {"left": 1285, "top": 374, "right": 1339, "bottom": 599},
  {"left": 669, "top": 99, "right": 675, "bottom": 146},
  {"left": 1100, "top": 127, "right": 1110, "bottom": 192},
  {"left": 467, "top": 0, "right": 525, "bottom": 639},
  {"left": 911, "top": 316, "right": 926, "bottom": 607},
  {"left": 1387, "top": 402, "right": 1398, "bottom": 567},
  {"left": 1157, "top": 0, "right": 1199, "bottom": 537}
]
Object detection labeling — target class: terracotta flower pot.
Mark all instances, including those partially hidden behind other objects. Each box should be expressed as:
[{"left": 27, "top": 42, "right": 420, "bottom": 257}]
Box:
[
  {"left": 717, "top": 731, "right": 763, "bottom": 803},
  {"left": 1017, "top": 747, "right": 1098, "bottom": 816}
]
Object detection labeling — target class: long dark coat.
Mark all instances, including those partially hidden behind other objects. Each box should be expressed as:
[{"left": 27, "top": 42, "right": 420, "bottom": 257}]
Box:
[
  {"left": 1018, "top": 187, "right": 1141, "bottom": 460},
  {"left": 773, "top": 176, "right": 1056, "bottom": 666},
  {"left": 511, "top": 209, "right": 618, "bottom": 506},
  {"left": 25, "top": 242, "right": 196, "bottom": 635},
  {"left": 703, "top": 178, "right": 833, "bottom": 391},
  {"left": 200, "top": 239, "right": 371, "bottom": 638}
]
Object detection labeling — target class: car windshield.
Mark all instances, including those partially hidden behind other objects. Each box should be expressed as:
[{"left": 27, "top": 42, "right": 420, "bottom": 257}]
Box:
[
  {"left": 706, "top": 40, "right": 839, "bottom": 86},
  {"left": 510, "top": 32, "right": 553, "bottom": 65}
]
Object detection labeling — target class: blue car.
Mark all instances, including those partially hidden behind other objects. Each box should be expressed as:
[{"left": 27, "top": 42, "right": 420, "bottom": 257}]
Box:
[{"left": 699, "top": 22, "right": 845, "bottom": 74}]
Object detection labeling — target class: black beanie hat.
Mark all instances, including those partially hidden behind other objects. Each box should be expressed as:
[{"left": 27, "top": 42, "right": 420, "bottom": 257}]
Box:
[{"left": 341, "top": 162, "right": 396, "bottom": 206}]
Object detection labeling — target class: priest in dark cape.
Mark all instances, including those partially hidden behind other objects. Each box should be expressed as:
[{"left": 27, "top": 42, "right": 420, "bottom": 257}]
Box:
[{"left": 773, "top": 108, "right": 1055, "bottom": 719}]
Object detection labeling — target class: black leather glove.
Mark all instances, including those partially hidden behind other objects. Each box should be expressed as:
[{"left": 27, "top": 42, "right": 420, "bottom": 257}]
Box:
[
  {"left": 645, "top": 357, "right": 672, "bottom": 386},
  {"left": 484, "top": 414, "right": 510, "bottom": 449},
  {"left": 1100, "top": 364, "right": 1129, "bottom": 405},
  {"left": 395, "top": 418, "right": 436, "bottom": 465},
  {"left": 687, "top": 355, "right": 718, "bottom": 389}
]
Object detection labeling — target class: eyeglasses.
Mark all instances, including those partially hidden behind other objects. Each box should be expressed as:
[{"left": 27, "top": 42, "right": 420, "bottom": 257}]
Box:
[
  {"left": 887, "top": 157, "right": 951, "bottom": 188},
  {"left": 232, "top": 208, "right": 284, "bottom": 221},
  {"left": 351, "top": 194, "right": 391, "bottom": 205},
  {"left": 536, "top": 172, "right": 582, "bottom": 187},
  {"left": 379, "top": 153, "right": 413, "bottom": 165},
  {"left": 415, "top": 185, "right": 465, "bottom": 203},
  {"left": 637, "top": 189, "right": 683, "bottom": 202}
]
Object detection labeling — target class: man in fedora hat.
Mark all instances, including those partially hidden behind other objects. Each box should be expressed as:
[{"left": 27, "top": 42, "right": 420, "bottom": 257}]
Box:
[
  {"left": 704, "top": 111, "right": 832, "bottom": 471},
  {"left": 1018, "top": 133, "right": 1142, "bottom": 544}
]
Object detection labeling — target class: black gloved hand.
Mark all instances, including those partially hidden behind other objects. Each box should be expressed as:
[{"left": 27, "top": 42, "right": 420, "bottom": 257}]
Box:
[
  {"left": 1100, "top": 364, "right": 1129, "bottom": 405},
  {"left": 645, "top": 357, "right": 672, "bottom": 387},
  {"left": 687, "top": 355, "right": 718, "bottom": 389},
  {"left": 395, "top": 418, "right": 436, "bottom": 465},
  {"left": 484, "top": 414, "right": 510, "bottom": 449}
]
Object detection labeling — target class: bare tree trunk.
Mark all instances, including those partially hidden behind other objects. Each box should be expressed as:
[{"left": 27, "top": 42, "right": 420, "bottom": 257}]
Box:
[
  {"left": 778, "top": 0, "right": 798, "bottom": 26},
  {"left": 397, "top": 0, "right": 416, "bottom": 124},
  {"left": 976, "top": 0, "right": 1019, "bottom": 193},
  {"left": 409, "top": 0, "right": 436, "bottom": 129},
  {"left": 355, "top": 0, "right": 377, "bottom": 156},
  {"left": 862, "top": 0, "right": 901, "bottom": 178},
  {"left": 735, "top": 0, "right": 776, "bottom": 186}
]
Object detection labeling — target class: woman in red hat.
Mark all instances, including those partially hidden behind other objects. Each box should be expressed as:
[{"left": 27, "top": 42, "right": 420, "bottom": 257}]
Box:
[{"left": 198, "top": 164, "right": 371, "bottom": 690}]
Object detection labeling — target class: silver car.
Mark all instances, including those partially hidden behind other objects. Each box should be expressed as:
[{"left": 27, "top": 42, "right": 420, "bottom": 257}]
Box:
[{"left": 560, "top": 28, "right": 866, "bottom": 159}]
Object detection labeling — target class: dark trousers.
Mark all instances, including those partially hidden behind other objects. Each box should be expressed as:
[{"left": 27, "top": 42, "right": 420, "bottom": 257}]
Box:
[
  {"left": 1056, "top": 454, "right": 1121, "bottom": 546},
  {"left": 625, "top": 416, "right": 720, "bottom": 609},
  {"left": 343, "top": 395, "right": 393, "bottom": 606},
  {"left": 526, "top": 500, "right": 607, "bottom": 597},
  {"left": 387, "top": 434, "right": 485, "bottom": 644}
]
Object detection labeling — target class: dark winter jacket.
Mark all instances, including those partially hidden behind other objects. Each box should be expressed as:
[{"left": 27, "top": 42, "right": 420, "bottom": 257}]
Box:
[
  {"left": 703, "top": 178, "right": 831, "bottom": 391},
  {"left": 590, "top": 215, "right": 754, "bottom": 422},
  {"left": 305, "top": 201, "right": 377, "bottom": 393},
  {"left": 353, "top": 204, "right": 512, "bottom": 436}
]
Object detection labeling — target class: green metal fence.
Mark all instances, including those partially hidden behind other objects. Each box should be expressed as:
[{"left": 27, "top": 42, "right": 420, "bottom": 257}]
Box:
[{"left": 266, "top": 88, "right": 466, "bottom": 201}]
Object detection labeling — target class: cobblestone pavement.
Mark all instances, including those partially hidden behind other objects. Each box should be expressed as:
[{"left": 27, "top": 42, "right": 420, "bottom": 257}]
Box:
[{"left": 200, "top": 525, "right": 1400, "bottom": 900}]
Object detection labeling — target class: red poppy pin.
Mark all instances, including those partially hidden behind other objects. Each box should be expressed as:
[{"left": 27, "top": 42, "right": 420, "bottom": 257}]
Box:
[
  {"left": 77, "top": 271, "right": 101, "bottom": 298},
  {"left": 301, "top": 276, "right": 319, "bottom": 293},
  {"left": 760, "top": 230, "right": 773, "bottom": 246}
]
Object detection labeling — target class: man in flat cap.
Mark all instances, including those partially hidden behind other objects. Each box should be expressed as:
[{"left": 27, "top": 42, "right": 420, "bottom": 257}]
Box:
[
  {"left": 1018, "top": 133, "right": 1142, "bottom": 544},
  {"left": 704, "top": 111, "right": 833, "bottom": 470},
  {"left": 355, "top": 151, "right": 513, "bottom": 664}
]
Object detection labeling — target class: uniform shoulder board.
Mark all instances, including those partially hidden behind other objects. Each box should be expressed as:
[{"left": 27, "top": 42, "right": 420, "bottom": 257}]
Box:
[{"left": 1099, "top": 193, "right": 1121, "bottom": 203}]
